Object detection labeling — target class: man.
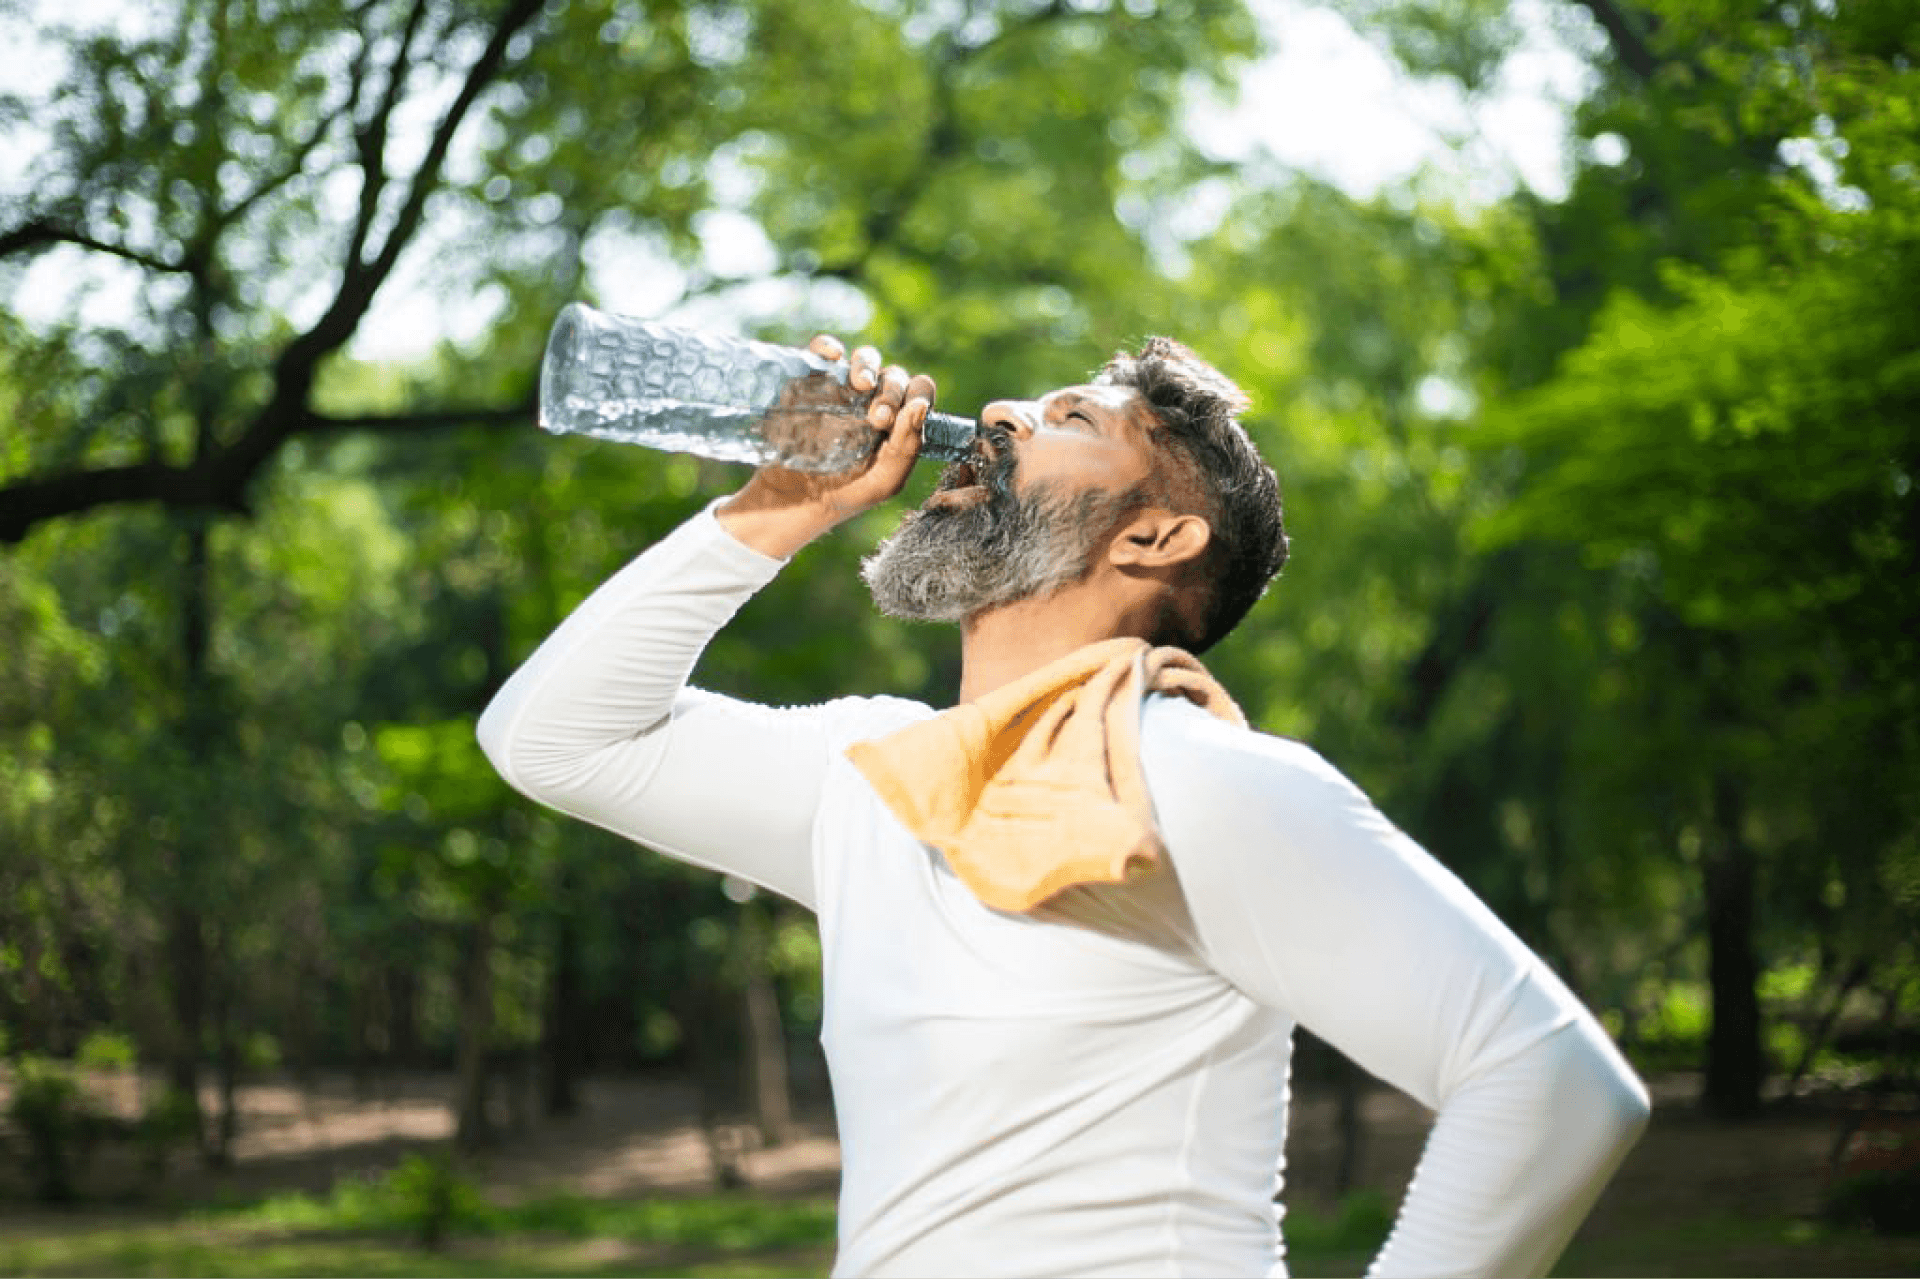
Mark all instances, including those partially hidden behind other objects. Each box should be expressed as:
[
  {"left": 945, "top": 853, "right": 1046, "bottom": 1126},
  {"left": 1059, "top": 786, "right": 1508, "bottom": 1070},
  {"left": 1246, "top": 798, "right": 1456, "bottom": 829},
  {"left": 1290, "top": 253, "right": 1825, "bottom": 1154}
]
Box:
[{"left": 477, "top": 333, "right": 1649, "bottom": 1277}]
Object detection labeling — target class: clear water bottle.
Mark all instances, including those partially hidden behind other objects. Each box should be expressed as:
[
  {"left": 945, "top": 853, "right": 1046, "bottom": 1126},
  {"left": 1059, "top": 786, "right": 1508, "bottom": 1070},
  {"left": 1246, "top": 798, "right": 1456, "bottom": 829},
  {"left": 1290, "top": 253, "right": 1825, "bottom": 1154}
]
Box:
[{"left": 538, "top": 304, "right": 978, "bottom": 473}]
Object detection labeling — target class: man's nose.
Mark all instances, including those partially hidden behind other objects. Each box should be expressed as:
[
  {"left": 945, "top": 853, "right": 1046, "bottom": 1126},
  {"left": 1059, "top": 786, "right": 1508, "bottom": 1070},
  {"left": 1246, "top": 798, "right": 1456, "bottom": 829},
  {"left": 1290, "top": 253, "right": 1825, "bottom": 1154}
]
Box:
[{"left": 980, "top": 400, "right": 1037, "bottom": 439}]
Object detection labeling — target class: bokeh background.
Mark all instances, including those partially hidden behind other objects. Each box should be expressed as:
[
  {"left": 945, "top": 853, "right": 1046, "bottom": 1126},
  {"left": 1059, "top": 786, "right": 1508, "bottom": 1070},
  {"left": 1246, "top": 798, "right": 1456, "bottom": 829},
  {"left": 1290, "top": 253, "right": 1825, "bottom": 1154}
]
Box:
[{"left": 2, "top": 0, "right": 1917, "bottom": 1273}]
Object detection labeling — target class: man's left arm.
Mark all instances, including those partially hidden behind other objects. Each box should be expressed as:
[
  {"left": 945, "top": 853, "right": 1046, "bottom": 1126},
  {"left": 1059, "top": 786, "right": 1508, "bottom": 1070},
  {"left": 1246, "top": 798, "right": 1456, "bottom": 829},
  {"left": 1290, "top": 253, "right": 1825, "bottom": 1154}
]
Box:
[{"left": 1142, "top": 699, "right": 1649, "bottom": 1278}]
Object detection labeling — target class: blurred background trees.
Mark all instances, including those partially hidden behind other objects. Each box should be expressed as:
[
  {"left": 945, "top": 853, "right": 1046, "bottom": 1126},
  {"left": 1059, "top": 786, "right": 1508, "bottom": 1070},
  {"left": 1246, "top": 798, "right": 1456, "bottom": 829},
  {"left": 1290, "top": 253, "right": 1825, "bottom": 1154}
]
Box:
[{"left": 1, "top": 0, "right": 1914, "bottom": 1200}]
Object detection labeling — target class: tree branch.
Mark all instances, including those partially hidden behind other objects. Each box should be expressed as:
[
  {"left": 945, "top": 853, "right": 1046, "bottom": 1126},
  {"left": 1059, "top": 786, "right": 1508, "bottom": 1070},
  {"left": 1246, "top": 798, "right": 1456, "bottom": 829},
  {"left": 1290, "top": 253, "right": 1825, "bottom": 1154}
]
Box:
[
  {"left": 0, "top": 218, "right": 190, "bottom": 273},
  {"left": 810, "top": 0, "right": 1083, "bottom": 297},
  {"left": 1575, "top": 0, "right": 1662, "bottom": 82},
  {"left": 301, "top": 401, "right": 534, "bottom": 435},
  {"left": 0, "top": 399, "right": 535, "bottom": 544},
  {"left": 0, "top": 461, "right": 243, "bottom": 545},
  {"left": 359, "top": 0, "right": 544, "bottom": 295},
  {"left": 213, "top": 93, "right": 340, "bottom": 236},
  {"left": 0, "top": 0, "right": 553, "bottom": 546},
  {"left": 288, "top": 0, "right": 546, "bottom": 374},
  {"left": 342, "top": 0, "right": 432, "bottom": 275}
]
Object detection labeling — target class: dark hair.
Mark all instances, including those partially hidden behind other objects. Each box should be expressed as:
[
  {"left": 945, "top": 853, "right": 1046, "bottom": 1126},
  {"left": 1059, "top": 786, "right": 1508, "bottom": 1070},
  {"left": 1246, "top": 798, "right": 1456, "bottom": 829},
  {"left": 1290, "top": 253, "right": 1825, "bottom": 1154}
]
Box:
[{"left": 1095, "top": 336, "right": 1287, "bottom": 653}]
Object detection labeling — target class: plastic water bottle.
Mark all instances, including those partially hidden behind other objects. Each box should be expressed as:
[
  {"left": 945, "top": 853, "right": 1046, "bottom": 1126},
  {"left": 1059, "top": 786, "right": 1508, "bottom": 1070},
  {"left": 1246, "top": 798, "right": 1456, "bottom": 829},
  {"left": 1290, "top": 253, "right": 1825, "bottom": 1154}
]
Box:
[{"left": 538, "top": 304, "right": 978, "bottom": 473}]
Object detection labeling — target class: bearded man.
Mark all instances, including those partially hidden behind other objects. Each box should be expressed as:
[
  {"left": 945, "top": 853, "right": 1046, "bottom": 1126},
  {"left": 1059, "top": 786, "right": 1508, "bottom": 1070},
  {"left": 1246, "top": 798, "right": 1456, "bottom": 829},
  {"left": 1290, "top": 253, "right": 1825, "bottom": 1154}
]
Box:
[{"left": 477, "top": 333, "right": 1648, "bottom": 1278}]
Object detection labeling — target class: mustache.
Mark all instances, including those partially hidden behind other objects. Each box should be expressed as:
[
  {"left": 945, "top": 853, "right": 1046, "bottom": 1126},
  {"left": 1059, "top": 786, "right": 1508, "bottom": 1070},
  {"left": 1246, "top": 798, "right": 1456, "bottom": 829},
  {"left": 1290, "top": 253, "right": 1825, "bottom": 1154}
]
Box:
[{"left": 937, "top": 425, "right": 1018, "bottom": 503}]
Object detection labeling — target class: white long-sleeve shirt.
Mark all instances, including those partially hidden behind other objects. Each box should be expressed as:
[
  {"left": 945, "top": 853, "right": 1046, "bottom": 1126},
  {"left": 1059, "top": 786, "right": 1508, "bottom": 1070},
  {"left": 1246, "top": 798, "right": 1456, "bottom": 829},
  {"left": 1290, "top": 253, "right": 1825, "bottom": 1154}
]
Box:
[{"left": 476, "top": 503, "right": 1649, "bottom": 1278}]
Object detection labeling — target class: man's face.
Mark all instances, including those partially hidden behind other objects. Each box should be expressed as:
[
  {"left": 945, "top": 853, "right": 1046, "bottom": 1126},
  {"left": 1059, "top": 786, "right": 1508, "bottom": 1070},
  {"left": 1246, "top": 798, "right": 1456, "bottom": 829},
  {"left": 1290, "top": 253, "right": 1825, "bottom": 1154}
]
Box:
[{"left": 861, "top": 384, "right": 1161, "bottom": 623}]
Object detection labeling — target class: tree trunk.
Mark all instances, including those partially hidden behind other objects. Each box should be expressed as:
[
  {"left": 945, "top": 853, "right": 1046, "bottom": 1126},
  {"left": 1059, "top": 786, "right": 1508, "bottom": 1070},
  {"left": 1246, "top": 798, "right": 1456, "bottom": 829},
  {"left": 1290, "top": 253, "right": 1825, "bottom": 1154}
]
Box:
[
  {"left": 386, "top": 965, "right": 420, "bottom": 1067},
  {"left": 170, "top": 517, "right": 215, "bottom": 1160},
  {"left": 683, "top": 971, "right": 750, "bottom": 1189},
  {"left": 454, "top": 911, "right": 497, "bottom": 1150},
  {"left": 744, "top": 966, "right": 795, "bottom": 1147},
  {"left": 165, "top": 900, "right": 208, "bottom": 1155},
  {"left": 209, "top": 957, "right": 239, "bottom": 1167},
  {"left": 349, "top": 971, "right": 375, "bottom": 1100},
  {"left": 542, "top": 900, "right": 582, "bottom": 1117},
  {"left": 1334, "top": 1057, "right": 1366, "bottom": 1196},
  {"left": 741, "top": 905, "right": 795, "bottom": 1147},
  {"left": 1701, "top": 777, "right": 1764, "bottom": 1118}
]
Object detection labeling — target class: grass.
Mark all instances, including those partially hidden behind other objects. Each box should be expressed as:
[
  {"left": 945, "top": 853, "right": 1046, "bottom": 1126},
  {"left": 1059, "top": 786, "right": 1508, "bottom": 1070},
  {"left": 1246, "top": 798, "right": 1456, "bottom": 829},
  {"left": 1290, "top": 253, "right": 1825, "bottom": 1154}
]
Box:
[
  {"left": 0, "top": 1229, "right": 831, "bottom": 1278},
  {"left": 4, "top": 1176, "right": 1916, "bottom": 1278},
  {"left": 0, "top": 1164, "right": 840, "bottom": 1278},
  {"left": 1552, "top": 1212, "right": 1920, "bottom": 1278},
  {"left": 236, "top": 1178, "right": 838, "bottom": 1249}
]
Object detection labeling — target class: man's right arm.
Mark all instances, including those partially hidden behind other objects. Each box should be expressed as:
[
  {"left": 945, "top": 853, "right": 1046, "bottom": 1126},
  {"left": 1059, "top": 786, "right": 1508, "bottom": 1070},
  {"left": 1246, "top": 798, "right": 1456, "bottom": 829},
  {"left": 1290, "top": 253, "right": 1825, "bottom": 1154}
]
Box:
[
  {"left": 477, "top": 335, "right": 937, "bottom": 909},
  {"left": 475, "top": 506, "right": 828, "bottom": 905}
]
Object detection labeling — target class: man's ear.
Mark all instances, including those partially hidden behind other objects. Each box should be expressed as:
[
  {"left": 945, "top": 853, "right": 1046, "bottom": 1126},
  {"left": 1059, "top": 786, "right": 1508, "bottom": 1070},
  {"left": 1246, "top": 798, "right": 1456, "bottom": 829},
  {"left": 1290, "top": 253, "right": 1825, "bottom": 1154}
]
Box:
[{"left": 1109, "top": 511, "right": 1212, "bottom": 570}]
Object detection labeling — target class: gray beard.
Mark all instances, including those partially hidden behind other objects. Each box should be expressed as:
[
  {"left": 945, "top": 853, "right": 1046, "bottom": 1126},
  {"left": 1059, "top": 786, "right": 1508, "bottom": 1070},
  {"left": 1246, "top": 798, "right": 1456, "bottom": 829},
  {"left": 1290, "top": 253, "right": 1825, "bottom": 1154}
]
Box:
[{"left": 862, "top": 475, "right": 1141, "bottom": 624}]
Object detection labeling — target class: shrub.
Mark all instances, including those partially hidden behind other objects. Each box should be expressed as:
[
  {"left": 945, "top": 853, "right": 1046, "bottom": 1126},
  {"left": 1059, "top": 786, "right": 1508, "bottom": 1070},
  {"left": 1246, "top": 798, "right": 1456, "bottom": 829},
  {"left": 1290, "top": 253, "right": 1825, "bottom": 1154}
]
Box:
[
  {"left": 137, "top": 1086, "right": 203, "bottom": 1179},
  {"left": 383, "top": 1151, "right": 490, "bottom": 1250},
  {"left": 74, "top": 1030, "right": 137, "bottom": 1072},
  {"left": 1826, "top": 1167, "right": 1920, "bottom": 1235},
  {"left": 1284, "top": 1188, "right": 1394, "bottom": 1255},
  {"left": 1827, "top": 1115, "right": 1920, "bottom": 1236},
  {"left": 6, "top": 1056, "right": 96, "bottom": 1202},
  {"left": 241, "top": 1031, "right": 281, "bottom": 1072}
]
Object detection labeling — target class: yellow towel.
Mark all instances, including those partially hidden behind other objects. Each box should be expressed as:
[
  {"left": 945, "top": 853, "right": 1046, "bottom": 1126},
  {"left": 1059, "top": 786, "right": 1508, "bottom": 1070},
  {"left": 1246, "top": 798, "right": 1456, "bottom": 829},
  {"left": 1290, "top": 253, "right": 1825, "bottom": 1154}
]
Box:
[{"left": 845, "top": 637, "right": 1246, "bottom": 914}]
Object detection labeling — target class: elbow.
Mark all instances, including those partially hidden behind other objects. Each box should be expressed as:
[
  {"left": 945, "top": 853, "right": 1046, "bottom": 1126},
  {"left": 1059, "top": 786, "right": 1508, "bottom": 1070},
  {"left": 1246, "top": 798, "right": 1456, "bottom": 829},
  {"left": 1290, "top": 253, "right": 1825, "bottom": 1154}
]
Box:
[
  {"left": 475, "top": 694, "right": 526, "bottom": 792},
  {"left": 473, "top": 690, "right": 658, "bottom": 812},
  {"left": 1557, "top": 1024, "right": 1652, "bottom": 1165},
  {"left": 1605, "top": 1059, "right": 1653, "bottom": 1150}
]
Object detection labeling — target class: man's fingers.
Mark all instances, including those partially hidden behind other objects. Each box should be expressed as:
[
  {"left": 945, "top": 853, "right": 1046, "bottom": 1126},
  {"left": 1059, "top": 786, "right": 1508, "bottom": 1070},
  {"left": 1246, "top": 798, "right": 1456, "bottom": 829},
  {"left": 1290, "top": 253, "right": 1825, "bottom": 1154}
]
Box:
[
  {"left": 869, "top": 364, "right": 910, "bottom": 427},
  {"left": 808, "top": 333, "right": 845, "bottom": 362},
  {"left": 867, "top": 393, "right": 925, "bottom": 483},
  {"left": 850, "top": 344, "right": 882, "bottom": 392},
  {"left": 900, "top": 395, "right": 931, "bottom": 437},
  {"left": 879, "top": 365, "right": 909, "bottom": 402}
]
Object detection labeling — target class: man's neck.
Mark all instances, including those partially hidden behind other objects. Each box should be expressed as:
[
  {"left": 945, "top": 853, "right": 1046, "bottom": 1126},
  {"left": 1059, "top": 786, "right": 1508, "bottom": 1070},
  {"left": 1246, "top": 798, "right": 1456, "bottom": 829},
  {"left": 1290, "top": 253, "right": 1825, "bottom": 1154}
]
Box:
[{"left": 955, "top": 583, "right": 1153, "bottom": 704}]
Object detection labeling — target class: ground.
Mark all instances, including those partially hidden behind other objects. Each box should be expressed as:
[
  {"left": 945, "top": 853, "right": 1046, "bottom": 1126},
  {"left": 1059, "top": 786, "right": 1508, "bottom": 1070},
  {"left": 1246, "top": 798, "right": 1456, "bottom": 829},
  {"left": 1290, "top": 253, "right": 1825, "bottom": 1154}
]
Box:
[{"left": 3, "top": 1067, "right": 1918, "bottom": 1276}]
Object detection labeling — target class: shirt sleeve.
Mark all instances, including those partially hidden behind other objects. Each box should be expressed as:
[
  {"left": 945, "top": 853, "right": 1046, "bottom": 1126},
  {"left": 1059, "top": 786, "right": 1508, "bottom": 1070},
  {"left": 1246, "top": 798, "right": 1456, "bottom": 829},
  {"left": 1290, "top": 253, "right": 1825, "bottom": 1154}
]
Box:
[
  {"left": 475, "top": 501, "right": 836, "bottom": 910},
  {"left": 1140, "top": 697, "right": 1649, "bottom": 1278}
]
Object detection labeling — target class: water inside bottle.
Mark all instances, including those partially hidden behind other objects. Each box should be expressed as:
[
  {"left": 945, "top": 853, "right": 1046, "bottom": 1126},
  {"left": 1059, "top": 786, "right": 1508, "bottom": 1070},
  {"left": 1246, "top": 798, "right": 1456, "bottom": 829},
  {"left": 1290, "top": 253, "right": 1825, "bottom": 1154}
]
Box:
[{"left": 545, "top": 394, "right": 875, "bottom": 471}]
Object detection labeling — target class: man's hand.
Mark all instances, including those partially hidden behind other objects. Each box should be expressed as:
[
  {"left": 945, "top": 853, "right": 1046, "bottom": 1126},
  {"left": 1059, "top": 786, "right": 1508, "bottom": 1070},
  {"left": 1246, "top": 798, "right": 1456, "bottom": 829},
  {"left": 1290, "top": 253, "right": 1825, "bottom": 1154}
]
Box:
[{"left": 718, "top": 335, "right": 937, "bottom": 559}]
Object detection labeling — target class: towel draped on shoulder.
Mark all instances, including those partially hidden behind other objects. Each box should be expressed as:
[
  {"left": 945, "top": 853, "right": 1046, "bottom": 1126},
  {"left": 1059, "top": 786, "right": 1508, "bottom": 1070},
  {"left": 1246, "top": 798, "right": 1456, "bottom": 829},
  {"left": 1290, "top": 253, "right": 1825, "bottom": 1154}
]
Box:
[{"left": 846, "top": 637, "right": 1245, "bottom": 913}]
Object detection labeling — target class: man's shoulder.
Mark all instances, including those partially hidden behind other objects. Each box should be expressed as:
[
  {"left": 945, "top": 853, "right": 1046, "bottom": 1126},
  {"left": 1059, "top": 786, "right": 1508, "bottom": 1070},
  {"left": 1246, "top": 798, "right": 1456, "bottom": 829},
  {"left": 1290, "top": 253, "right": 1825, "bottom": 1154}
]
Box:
[
  {"left": 812, "top": 691, "right": 935, "bottom": 743},
  {"left": 1140, "top": 693, "right": 1335, "bottom": 784}
]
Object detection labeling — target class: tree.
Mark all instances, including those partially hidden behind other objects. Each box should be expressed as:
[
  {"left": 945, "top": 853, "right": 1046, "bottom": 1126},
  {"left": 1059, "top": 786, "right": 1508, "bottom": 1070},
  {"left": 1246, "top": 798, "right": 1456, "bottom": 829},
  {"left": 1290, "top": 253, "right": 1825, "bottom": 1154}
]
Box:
[
  {"left": 2, "top": 0, "right": 1280, "bottom": 1162},
  {"left": 1344, "top": 0, "right": 1920, "bottom": 1113}
]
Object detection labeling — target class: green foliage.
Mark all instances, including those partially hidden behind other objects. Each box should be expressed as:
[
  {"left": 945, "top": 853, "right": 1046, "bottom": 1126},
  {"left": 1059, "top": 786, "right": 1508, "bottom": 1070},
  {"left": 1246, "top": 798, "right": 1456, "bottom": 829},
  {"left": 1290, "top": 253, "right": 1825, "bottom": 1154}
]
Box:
[
  {"left": 1308, "top": 0, "right": 1920, "bottom": 1109},
  {"left": 138, "top": 1086, "right": 204, "bottom": 1180},
  {"left": 249, "top": 1154, "right": 489, "bottom": 1248},
  {"left": 1827, "top": 1167, "right": 1920, "bottom": 1237},
  {"left": 5, "top": 1180, "right": 1919, "bottom": 1278},
  {"left": 387, "top": 1152, "right": 491, "bottom": 1251},
  {"left": 3, "top": 0, "right": 1918, "bottom": 1207},
  {"left": 1629, "top": 980, "right": 1712, "bottom": 1071},
  {"left": 74, "top": 1029, "right": 137, "bottom": 1071},
  {"left": 5, "top": 1055, "right": 95, "bottom": 1203},
  {"left": 1283, "top": 1188, "right": 1395, "bottom": 1260},
  {"left": 243, "top": 1179, "right": 838, "bottom": 1249},
  {"left": 0, "top": 1187, "right": 839, "bottom": 1277}
]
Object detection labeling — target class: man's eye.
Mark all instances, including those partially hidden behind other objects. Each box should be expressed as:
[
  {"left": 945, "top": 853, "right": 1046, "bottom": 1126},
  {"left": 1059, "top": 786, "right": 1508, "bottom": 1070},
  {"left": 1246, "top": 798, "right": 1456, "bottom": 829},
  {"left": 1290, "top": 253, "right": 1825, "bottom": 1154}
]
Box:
[{"left": 1066, "top": 411, "right": 1095, "bottom": 429}]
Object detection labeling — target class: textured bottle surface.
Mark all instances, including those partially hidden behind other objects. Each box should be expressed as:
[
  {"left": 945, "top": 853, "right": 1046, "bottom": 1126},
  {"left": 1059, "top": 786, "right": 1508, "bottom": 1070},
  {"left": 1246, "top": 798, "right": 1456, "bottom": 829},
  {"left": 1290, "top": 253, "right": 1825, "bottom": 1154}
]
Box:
[{"left": 539, "top": 305, "right": 976, "bottom": 472}]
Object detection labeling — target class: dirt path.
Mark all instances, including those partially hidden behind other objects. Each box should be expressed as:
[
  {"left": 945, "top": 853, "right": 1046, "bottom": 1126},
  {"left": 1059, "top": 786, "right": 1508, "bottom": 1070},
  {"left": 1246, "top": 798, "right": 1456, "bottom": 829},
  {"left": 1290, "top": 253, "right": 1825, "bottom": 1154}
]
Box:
[{"left": 0, "top": 1069, "right": 842, "bottom": 1207}]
